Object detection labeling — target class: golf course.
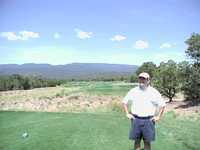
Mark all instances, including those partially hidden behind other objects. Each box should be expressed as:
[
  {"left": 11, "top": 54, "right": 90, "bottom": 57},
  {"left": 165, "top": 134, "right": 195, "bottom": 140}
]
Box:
[
  {"left": 0, "top": 81, "right": 200, "bottom": 150},
  {"left": 1, "top": 0, "right": 200, "bottom": 149}
]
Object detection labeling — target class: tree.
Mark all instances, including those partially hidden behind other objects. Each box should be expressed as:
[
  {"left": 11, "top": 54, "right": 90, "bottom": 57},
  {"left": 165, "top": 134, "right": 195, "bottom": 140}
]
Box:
[
  {"left": 181, "top": 64, "right": 200, "bottom": 103},
  {"left": 153, "top": 60, "right": 179, "bottom": 102},
  {"left": 0, "top": 76, "right": 7, "bottom": 91},
  {"left": 130, "top": 73, "right": 138, "bottom": 83},
  {"left": 185, "top": 33, "right": 200, "bottom": 63},
  {"left": 182, "top": 33, "right": 200, "bottom": 103},
  {"left": 136, "top": 62, "right": 157, "bottom": 79},
  {"left": 177, "top": 61, "right": 190, "bottom": 89},
  {"left": 0, "top": 74, "right": 62, "bottom": 91},
  {"left": 9, "top": 74, "right": 24, "bottom": 90},
  {"left": 22, "top": 77, "right": 31, "bottom": 90}
]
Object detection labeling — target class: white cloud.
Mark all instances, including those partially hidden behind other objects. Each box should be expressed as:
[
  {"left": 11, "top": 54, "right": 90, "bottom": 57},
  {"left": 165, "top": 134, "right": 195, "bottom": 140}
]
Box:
[
  {"left": 54, "top": 32, "right": 61, "bottom": 39},
  {"left": 110, "top": 35, "right": 126, "bottom": 41},
  {"left": 0, "top": 32, "right": 20, "bottom": 40},
  {"left": 0, "top": 31, "right": 39, "bottom": 41},
  {"left": 74, "top": 28, "right": 93, "bottom": 39},
  {"left": 19, "top": 31, "right": 39, "bottom": 40},
  {"left": 160, "top": 43, "right": 172, "bottom": 49},
  {"left": 134, "top": 40, "right": 149, "bottom": 49}
]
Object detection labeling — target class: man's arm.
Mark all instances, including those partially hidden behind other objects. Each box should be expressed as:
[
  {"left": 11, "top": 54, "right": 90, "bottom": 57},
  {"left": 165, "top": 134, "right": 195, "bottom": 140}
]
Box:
[
  {"left": 152, "top": 106, "right": 165, "bottom": 122},
  {"left": 123, "top": 103, "right": 129, "bottom": 114},
  {"left": 123, "top": 103, "right": 134, "bottom": 119}
]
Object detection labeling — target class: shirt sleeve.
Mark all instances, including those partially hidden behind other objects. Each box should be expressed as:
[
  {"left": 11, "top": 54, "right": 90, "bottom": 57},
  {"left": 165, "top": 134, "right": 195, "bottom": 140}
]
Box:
[
  {"left": 152, "top": 89, "right": 166, "bottom": 107},
  {"left": 122, "top": 89, "right": 133, "bottom": 104}
]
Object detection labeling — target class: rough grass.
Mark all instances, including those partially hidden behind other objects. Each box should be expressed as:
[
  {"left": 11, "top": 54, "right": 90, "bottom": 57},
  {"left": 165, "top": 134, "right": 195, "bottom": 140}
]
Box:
[
  {"left": 0, "top": 81, "right": 135, "bottom": 112},
  {"left": 0, "top": 86, "right": 66, "bottom": 102},
  {"left": 64, "top": 81, "right": 137, "bottom": 96},
  {"left": 0, "top": 111, "right": 200, "bottom": 150},
  {"left": 0, "top": 81, "right": 135, "bottom": 102}
]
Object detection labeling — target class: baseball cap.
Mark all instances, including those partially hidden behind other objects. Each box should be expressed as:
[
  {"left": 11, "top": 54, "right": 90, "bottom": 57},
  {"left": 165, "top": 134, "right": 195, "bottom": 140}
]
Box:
[{"left": 138, "top": 72, "right": 150, "bottom": 79}]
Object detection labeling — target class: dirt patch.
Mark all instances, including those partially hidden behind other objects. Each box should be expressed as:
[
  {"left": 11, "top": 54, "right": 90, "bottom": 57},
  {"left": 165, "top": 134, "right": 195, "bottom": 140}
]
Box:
[
  {"left": 0, "top": 93, "right": 122, "bottom": 112},
  {"left": 165, "top": 101, "right": 200, "bottom": 116},
  {"left": 0, "top": 92, "right": 199, "bottom": 116}
]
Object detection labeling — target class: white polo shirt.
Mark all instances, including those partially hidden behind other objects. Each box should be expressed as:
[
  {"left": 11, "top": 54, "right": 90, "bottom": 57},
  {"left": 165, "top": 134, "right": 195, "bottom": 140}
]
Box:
[{"left": 122, "top": 86, "right": 166, "bottom": 117}]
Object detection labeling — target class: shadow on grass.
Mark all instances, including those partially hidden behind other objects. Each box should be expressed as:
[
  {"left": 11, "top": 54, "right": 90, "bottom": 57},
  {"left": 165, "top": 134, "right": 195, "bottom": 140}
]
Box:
[{"left": 174, "top": 100, "right": 200, "bottom": 109}]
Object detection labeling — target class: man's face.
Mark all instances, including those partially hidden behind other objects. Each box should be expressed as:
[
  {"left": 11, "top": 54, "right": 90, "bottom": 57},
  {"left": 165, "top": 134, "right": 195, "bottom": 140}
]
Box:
[{"left": 138, "top": 77, "right": 149, "bottom": 89}]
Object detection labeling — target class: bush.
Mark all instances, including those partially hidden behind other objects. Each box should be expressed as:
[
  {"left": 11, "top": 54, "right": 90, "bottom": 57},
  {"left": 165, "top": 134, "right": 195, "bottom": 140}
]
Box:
[
  {"left": 109, "top": 100, "right": 124, "bottom": 112},
  {"left": 182, "top": 64, "right": 200, "bottom": 104}
]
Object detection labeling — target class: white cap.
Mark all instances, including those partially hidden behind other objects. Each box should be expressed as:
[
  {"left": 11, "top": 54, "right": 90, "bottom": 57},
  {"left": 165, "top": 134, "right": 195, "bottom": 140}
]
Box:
[{"left": 138, "top": 72, "right": 150, "bottom": 79}]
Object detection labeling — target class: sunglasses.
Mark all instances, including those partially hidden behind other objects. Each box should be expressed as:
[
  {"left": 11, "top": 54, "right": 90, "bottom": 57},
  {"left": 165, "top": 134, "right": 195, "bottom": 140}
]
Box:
[{"left": 138, "top": 77, "right": 147, "bottom": 80}]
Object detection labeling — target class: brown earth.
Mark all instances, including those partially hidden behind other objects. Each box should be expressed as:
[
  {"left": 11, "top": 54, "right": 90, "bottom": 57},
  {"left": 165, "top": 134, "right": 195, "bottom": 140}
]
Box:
[
  {"left": 164, "top": 101, "right": 200, "bottom": 116},
  {"left": 0, "top": 93, "right": 121, "bottom": 112},
  {"left": 0, "top": 93, "right": 199, "bottom": 116}
]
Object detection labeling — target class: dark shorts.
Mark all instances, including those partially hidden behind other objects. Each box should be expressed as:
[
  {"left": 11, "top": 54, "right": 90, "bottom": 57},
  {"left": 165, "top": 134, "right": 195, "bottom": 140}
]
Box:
[{"left": 129, "top": 115, "right": 155, "bottom": 142}]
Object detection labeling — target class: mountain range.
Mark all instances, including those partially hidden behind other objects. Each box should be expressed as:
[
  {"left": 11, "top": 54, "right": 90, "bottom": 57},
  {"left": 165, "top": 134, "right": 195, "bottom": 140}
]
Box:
[{"left": 0, "top": 63, "right": 138, "bottom": 80}]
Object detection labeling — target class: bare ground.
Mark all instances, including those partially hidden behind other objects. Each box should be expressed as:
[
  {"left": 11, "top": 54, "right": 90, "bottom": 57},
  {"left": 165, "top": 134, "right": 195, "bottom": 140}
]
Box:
[
  {"left": 0, "top": 93, "right": 122, "bottom": 112},
  {"left": 0, "top": 91, "right": 199, "bottom": 116},
  {"left": 164, "top": 101, "right": 200, "bottom": 116}
]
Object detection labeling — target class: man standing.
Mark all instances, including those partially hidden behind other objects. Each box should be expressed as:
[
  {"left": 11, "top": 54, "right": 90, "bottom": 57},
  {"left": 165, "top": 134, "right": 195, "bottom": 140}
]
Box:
[{"left": 122, "top": 72, "right": 166, "bottom": 150}]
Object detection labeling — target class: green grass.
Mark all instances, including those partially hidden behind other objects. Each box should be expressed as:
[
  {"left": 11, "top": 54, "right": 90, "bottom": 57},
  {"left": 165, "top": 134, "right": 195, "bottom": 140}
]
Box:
[
  {"left": 0, "top": 81, "right": 136, "bottom": 102},
  {"left": 1, "top": 81, "right": 200, "bottom": 149},
  {"left": 64, "top": 81, "right": 137, "bottom": 96},
  {"left": 0, "top": 111, "right": 200, "bottom": 150},
  {"left": 0, "top": 111, "right": 131, "bottom": 150}
]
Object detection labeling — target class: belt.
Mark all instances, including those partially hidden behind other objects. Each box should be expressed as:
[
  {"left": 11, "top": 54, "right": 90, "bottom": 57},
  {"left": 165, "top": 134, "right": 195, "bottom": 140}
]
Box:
[{"left": 133, "top": 114, "right": 153, "bottom": 119}]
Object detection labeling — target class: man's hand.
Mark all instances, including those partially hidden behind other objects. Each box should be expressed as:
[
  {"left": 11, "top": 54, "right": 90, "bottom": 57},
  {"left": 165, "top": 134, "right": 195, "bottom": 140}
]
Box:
[
  {"left": 126, "top": 113, "right": 134, "bottom": 120},
  {"left": 151, "top": 116, "right": 160, "bottom": 122},
  {"left": 151, "top": 107, "right": 165, "bottom": 123}
]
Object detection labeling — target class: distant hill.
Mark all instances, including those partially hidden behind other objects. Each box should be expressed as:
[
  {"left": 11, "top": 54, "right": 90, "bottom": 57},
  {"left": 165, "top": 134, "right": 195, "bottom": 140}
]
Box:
[{"left": 0, "top": 63, "right": 138, "bottom": 80}]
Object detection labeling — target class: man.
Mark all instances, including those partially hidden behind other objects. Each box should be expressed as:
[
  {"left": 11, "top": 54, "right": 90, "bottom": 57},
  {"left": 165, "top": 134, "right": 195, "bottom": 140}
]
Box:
[{"left": 122, "top": 72, "right": 166, "bottom": 150}]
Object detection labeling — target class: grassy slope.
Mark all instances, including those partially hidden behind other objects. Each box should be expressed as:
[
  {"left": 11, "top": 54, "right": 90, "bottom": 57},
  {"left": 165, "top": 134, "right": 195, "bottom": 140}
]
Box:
[
  {"left": 0, "top": 81, "right": 136, "bottom": 102},
  {"left": 0, "top": 111, "right": 200, "bottom": 150},
  {"left": 64, "top": 81, "right": 136, "bottom": 96}
]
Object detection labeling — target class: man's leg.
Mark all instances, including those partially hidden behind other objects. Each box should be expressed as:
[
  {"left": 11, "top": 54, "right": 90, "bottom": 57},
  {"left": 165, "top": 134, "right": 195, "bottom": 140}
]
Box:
[
  {"left": 142, "top": 119, "right": 155, "bottom": 150},
  {"left": 143, "top": 140, "right": 151, "bottom": 150},
  {"left": 134, "top": 139, "right": 141, "bottom": 150}
]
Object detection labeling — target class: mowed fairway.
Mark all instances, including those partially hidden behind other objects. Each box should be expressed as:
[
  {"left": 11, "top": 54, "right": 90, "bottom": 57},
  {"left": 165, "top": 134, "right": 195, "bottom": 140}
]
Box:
[
  {"left": 0, "top": 111, "right": 131, "bottom": 150},
  {"left": 0, "top": 111, "right": 200, "bottom": 150}
]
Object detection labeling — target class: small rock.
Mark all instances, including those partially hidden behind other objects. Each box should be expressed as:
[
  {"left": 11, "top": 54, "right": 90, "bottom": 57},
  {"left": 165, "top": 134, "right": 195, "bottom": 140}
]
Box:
[{"left": 22, "top": 132, "right": 28, "bottom": 138}]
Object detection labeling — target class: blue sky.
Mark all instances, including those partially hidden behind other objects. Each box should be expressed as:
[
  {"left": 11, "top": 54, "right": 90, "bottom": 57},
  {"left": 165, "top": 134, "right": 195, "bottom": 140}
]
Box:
[{"left": 0, "top": 0, "right": 200, "bottom": 65}]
